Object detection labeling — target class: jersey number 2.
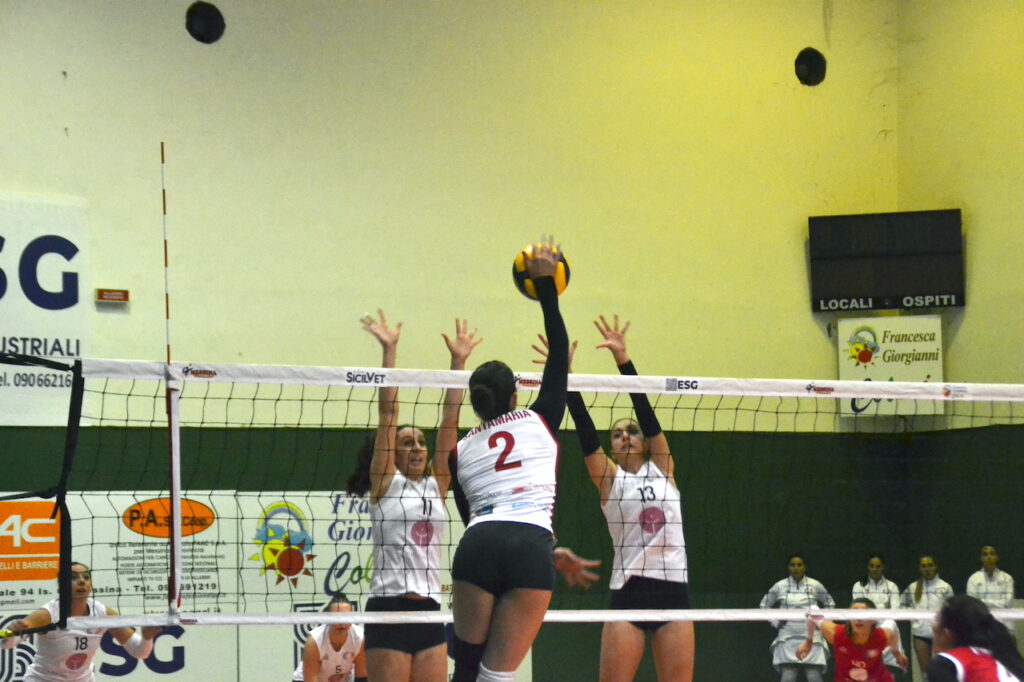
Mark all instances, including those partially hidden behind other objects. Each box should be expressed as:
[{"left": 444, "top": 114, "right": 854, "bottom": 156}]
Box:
[{"left": 490, "top": 431, "right": 521, "bottom": 471}]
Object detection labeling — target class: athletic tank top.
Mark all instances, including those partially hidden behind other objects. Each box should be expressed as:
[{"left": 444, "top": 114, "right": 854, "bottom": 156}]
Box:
[
  {"left": 369, "top": 471, "right": 444, "bottom": 599},
  {"left": 939, "top": 647, "right": 1023, "bottom": 682},
  {"left": 25, "top": 598, "right": 106, "bottom": 682},
  {"left": 454, "top": 409, "right": 558, "bottom": 531},
  {"left": 603, "top": 460, "right": 688, "bottom": 589},
  {"left": 291, "top": 623, "right": 364, "bottom": 682},
  {"left": 832, "top": 626, "right": 893, "bottom": 682}
]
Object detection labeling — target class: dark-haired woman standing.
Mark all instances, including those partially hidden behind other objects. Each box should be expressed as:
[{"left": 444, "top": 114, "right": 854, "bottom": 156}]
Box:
[
  {"left": 902, "top": 555, "right": 954, "bottom": 678},
  {"left": 929, "top": 595, "right": 1024, "bottom": 682},
  {"left": 851, "top": 554, "right": 906, "bottom": 678},
  {"left": 760, "top": 554, "right": 836, "bottom": 682},
  {"left": 346, "top": 311, "right": 481, "bottom": 682},
  {"left": 448, "top": 239, "right": 570, "bottom": 682}
]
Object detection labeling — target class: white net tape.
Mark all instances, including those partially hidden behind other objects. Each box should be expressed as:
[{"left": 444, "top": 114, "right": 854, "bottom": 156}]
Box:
[{"left": 71, "top": 608, "right": 1024, "bottom": 630}]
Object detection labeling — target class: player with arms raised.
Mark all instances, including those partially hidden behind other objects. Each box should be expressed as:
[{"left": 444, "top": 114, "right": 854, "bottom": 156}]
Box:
[{"left": 448, "top": 238, "right": 571, "bottom": 682}]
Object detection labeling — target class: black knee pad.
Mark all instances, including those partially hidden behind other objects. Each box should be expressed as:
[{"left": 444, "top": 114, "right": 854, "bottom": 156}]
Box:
[{"left": 451, "top": 636, "right": 485, "bottom": 682}]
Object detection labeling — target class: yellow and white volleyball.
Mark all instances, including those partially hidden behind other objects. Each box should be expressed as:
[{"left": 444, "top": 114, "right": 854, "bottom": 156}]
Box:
[{"left": 512, "top": 244, "right": 571, "bottom": 300}]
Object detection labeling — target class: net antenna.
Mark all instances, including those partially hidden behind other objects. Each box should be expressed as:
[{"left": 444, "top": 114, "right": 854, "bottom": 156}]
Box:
[{"left": 160, "top": 141, "right": 184, "bottom": 614}]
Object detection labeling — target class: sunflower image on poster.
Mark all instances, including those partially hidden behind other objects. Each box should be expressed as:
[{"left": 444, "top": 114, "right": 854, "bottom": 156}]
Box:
[{"left": 250, "top": 502, "right": 316, "bottom": 586}]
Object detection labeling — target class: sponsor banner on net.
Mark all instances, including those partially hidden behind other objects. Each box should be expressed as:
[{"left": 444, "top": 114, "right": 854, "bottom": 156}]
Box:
[{"left": 837, "top": 314, "right": 943, "bottom": 416}]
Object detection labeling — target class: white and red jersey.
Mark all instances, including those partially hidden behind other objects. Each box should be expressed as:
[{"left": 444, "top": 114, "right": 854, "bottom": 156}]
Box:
[
  {"left": 24, "top": 598, "right": 107, "bottom": 682},
  {"left": 369, "top": 471, "right": 444, "bottom": 599},
  {"left": 603, "top": 460, "right": 687, "bottom": 589},
  {"left": 454, "top": 409, "right": 559, "bottom": 532},
  {"left": 291, "top": 623, "right": 364, "bottom": 682},
  {"left": 939, "top": 647, "right": 1022, "bottom": 682}
]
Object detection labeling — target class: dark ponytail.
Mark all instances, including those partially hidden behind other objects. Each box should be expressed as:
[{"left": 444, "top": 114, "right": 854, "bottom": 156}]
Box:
[
  {"left": 345, "top": 432, "right": 376, "bottom": 497},
  {"left": 469, "top": 361, "right": 516, "bottom": 422}
]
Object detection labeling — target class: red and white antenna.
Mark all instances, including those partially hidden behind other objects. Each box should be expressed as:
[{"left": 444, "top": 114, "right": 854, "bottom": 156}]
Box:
[{"left": 160, "top": 142, "right": 183, "bottom": 613}]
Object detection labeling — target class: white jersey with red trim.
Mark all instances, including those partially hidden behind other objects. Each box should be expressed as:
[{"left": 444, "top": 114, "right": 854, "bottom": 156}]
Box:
[
  {"left": 369, "top": 471, "right": 444, "bottom": 599},
  {"left": 603, "top": 460, "right": 688, "bottom": 589},
  {"left": 454, "top": 409, "right": 558, "bottom": 531},
  {"left": 24, "top": 598, "right": 107, "bottom": 682},
  {"left": 939, "top": 646, "right": 1022, "bottom": 682},
  {"left": 291, "top": 623, "right": 364, "bottom": 682}
]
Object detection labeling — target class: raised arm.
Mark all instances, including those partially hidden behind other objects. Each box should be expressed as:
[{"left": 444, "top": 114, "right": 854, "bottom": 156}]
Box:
[
  {"left": 526, "top": 240, "right": 569, "bottom": 429},
  {"left": 532, "top": 335, "right": 618, "bottom": 502},
  {"left": 594, "top": 315, "right": 673, "bottom": 478},
  {"left": 434, "top": 318, "right": 482, "bottom": 500},
  {"left": 361, "top": 310, "right": 402, "bottom": 503}
]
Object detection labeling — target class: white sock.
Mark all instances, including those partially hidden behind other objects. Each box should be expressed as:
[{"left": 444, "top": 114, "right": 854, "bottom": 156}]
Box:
[{"left": 477, "top": 662, "right": 516, "bottom": 682}]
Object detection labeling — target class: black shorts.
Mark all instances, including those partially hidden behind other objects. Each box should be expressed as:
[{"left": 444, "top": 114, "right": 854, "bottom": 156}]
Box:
[
  {"left": 609, "top": 576, "right": 691, "bottom": 633},
  {"left": 364, "top": 595, "right": 445, "bottom": 654},
  {"left": 451, "top": 521, "right": 555, "bottom": 596}
]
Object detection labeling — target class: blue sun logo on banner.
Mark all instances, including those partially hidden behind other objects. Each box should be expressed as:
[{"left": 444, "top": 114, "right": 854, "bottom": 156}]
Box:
[
  {"left": 249, "top": 502, "right": 316, "bottom": 587},
  {"left": 844, "top": 326, "right": 880, "bottom": 368}
]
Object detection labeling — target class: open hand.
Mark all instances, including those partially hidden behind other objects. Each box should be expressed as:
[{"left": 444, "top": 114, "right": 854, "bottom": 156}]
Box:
[
  {"left": 442, "top": 319, "right": 483, "bottom": 366},
  {"left": 531, "top": 334, "right": 578, "bottom": 370},
  {"left": 594, "top": 314, "right": 630, "bottom": 365},
  {"left": 553, "top": 547, "right": 601, "bottom": 590},
  {"left": 360, "top": 309, "right": 401, "bottom": 349},
  {"left": 524, "top": 236, "right": 561, "bottom": 280}
]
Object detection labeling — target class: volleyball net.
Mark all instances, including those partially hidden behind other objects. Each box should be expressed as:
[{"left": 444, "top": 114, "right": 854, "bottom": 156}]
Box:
[{"left": 4, "top": 355, "right": 1024, "bottom": 671}]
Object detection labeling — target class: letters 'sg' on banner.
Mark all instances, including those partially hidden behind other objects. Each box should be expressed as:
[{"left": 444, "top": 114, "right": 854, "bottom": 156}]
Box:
[{"left": 0, "top": 501, "right": 60, "bottom": 582}]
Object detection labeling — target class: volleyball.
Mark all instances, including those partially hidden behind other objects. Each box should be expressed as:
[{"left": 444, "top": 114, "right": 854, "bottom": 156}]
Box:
[{"left": 512, "top": 244, "right": 571, "bottom": 300}]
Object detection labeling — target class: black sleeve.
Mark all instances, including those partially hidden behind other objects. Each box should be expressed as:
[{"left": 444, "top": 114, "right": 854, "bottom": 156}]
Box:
[
  {"left": 926, "top": 656, "right": 958, "bottom": 682},
  {"left": 566, "top": 392, "right": 601, "bottom": 456},
  {"left": 617, "top": 360, "right": 662, "bottom": 438},
  {"left": 528, "top": 277, "right": 568, "bottom": 429},
  {"left": 449, "top": 455, "right": 470, "bottom": 527}
]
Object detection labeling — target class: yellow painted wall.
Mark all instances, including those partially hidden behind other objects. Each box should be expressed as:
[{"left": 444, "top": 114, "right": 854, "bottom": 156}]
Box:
[
  {"left": 4, "top": 1, "right": 906, "bottom": 380},
  {"left": 897, "top": 0, "right": 1024, "bottom": 382}
]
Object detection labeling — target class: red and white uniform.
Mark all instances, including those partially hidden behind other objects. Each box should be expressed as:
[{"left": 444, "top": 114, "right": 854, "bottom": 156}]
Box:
[
  {"left": 454, "top": 409, "right": 558, "bottom": 531},
  {"left": 938, "top": 647, "right": 1023, "bottom": 682},
  {"left": 291, "top": 624, "right": 364, "bottom": 682},
  {"left": 832, "top": 626, "right": 893, "bottom": 682},
  {"left": 24, "top": 598, "right": 106, "bottom": 682}
]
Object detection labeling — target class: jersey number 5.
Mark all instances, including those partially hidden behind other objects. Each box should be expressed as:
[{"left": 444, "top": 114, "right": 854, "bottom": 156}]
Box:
[{"left": 489, "top": 431, "right": 521, "bottom": 471}]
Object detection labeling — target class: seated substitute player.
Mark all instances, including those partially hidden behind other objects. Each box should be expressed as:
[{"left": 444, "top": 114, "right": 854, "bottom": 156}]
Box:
[
  {"left": 966, "top": 545, "right": 1015, "bottom": 622},
  {"left": 291, "top": 593, "right": 367, "bottom": 682},
  {"left": 540, "top": 314, "right": 694, "bottom": 682},
  {"left": 346, "top": 312, "right": 481, "bottom": 682},
  {"left": 760, "top": 554, "right": 836, "bottom": 682},
  {"left": 796, "top": 598, "right": 908, "bottom": 682},
  {"left": 928, "top": 595, "right": 1024, "bottom": 682},
  {"left": 1, "top": 562, "right": 161, "bottom": 682}
]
